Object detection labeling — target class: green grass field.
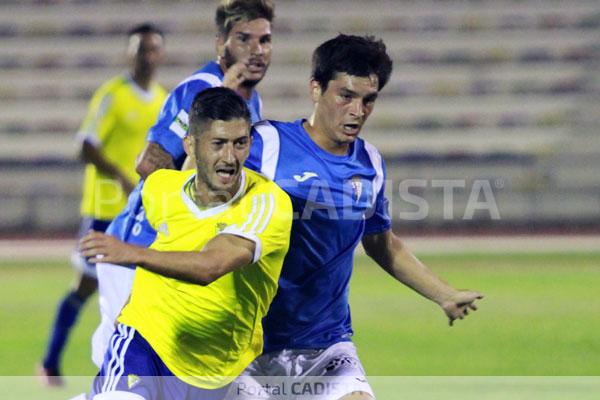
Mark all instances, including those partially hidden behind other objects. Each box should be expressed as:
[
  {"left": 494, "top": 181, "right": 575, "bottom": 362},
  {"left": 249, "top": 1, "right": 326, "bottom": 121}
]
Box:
[{"left": 1, "top": 251, "right": 599, "bottom": 398}]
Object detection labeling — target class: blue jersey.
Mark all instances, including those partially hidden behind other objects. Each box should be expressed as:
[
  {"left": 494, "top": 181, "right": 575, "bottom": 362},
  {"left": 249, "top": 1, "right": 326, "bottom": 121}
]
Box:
[
  {"left": 105, "top": 61, "right": 263, "bottom": 251},
  {"left": 247, "top": 120, "right": 391, "bottom": 352}
]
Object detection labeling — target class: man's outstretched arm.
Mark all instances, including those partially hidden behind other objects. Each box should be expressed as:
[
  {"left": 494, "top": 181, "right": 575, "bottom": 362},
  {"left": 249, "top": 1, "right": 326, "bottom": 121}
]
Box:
[
  {"left": 80, "top": 231, "right": 254, "bottom": 285},
  {"left": 362, "top": 229, "right": 483, "bottom": 326}
]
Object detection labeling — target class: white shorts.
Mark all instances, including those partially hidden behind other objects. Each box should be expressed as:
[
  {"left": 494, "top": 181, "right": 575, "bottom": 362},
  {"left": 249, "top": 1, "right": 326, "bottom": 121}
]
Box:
[
  {"left": 226, "top": 342, "right": 374, "bottom": 400},
  {"left": 71, "top": 249, "right": 97, "bottom": 279},
  {"left": 91, "top": 262, "right": 136, "bottom": 367}
]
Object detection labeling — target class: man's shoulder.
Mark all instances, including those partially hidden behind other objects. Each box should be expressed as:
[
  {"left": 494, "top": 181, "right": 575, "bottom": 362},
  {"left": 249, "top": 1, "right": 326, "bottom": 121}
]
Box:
[
  {"left": 87, "top": 75, "right": 125, "bottom": 106},
  {"left": 144, "top": 169, "right": 193, "bottom": 194},
  {"left": 251, "top": 120, "right": 302, "bottom": 150},
  {"left": 355, "top": 138, "right": 385, "bottom": 171},
  {"left": 152, "top": 82, "right": 168, "bottom": 98},
  {"left": 253, "top": 119, "right": 298, "bottom": 134},
  {"left": 98, "top": 75, "right": 127, "bottom": 91},
  {"left": 244, "top": 168, "right": 291, "bottom": 203},
  {"left": 174, "top": 62, "right": 223, "bottom": 92}
]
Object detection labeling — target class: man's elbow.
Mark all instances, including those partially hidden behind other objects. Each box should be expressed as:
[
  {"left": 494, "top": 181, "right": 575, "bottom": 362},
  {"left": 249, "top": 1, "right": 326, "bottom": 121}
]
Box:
[
  {"left": 135, "top": 142, "right": 176, "bottom": 179},
  {"left": 362, "top": 237, "right": 381, "bottom": 261},
  {"left": 79, "top": 141, "right": 94, "bottom": 163},
  {"left": 135, "top": 159, "right": 154, "bottom": 180}
]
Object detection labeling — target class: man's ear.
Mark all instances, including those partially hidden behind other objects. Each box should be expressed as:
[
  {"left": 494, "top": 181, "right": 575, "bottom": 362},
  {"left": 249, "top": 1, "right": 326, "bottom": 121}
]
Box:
[
  {"left": 183, "top": 135, "right": 194, "bottom": 157},
  {"left": 309, "top": 79, "right": 322, "bottom": 103}
]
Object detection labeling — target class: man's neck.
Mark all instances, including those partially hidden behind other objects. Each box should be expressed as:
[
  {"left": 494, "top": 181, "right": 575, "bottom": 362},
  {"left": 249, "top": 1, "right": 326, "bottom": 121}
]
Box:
[
  {"left": 193, "top": 177, "right": 241, "bottom": 208},
  {"left": 131, "top": 71, "right": 152, "bottom": 91},
  {"left": 236, "top": 86, "right": 253, "bottom": 100},
  {"left": 303, "top": 117, "right": 349, "bottom": 156}
]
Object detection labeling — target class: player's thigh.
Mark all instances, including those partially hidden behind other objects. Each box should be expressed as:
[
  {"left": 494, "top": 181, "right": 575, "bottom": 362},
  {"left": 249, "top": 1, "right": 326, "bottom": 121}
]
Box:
[
  {"left": 228, "top": 343, "right": 376, "bottom": 400},
  {"left": 305, "top": 342, "right": 375, "bottom": 400},
  {"left": 91, "top": 324, "right": 162, "bottom": 400},
  {"left": 225, "top": 354, "right": 271, "bottom": 400},
  {"left": 72, "top": 217, "right": 112, "bottom": 279},
  {"left": 92, "top": 263, "right": 136, "bottom": 367}
]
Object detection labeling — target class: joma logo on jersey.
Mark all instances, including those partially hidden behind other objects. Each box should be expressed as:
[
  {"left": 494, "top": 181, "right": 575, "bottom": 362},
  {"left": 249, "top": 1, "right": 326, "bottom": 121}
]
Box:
[{"left": 293, "top": 171, "right": 319, "bottom": 182}]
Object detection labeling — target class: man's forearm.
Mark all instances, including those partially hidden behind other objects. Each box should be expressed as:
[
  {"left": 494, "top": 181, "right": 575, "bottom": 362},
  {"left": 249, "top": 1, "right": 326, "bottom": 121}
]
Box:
[
  {"left": 387, "top": 241, "right": 456, "bottom": 305},
  {"left": 81, "top": 141, "right": 135, "bottom": 192},
  {"left": 132, "top": 247, "right": 223, "bottom": 285},
  {"left": 364, "top": 231, "right": 482, "bottom": 325},
  {"left": 365, "top": 233, "right": 456, "bottom": 305},
  {"left": 81, "top": 141, "right": 125, "bottom": 179}
]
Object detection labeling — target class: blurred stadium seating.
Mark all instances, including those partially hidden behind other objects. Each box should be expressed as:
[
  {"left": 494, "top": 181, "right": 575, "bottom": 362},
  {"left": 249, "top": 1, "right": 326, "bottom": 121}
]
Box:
[{"left": 0, "top": 0, "right": 598, "bottom": 233}]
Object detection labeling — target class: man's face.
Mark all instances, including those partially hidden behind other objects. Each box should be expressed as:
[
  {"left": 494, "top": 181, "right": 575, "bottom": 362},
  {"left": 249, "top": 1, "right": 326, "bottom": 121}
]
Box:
[
  {"left": 128, "top": 32, "right": 164, "bottom": 78},
  {"left": 312, "top": 72, "right": 379, "bottom": 149},
  {"left": 186, "top": 118, "right": 251, "bottom": 200},
  {"left": 220, "top": 18, "right": 272, "bottom": 87}
]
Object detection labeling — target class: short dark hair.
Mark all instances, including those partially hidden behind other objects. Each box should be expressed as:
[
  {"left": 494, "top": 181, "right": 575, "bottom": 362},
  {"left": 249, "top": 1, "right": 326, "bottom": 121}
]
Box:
[
  {"left": 127, "top": 22, "right": 164, "bottom": 38},
  {"left": 311, "top": 34, "right": 393, "bottom": 91},
  {"left": 215, "top": 0, "right": 274, "bottom": 37},
  {"left": 189, "top": 87, "right": 251, "bottom": 137}
]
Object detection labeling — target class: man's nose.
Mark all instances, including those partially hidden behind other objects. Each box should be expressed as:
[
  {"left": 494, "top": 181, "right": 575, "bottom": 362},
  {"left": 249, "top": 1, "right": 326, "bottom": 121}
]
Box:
[
  {"left": 250, "top": 39, "right": 264, "bottom": 55},
  {"left": 223, "top": 144, "right": 235, "bottom": 163},
  {"left": 349, "top": 99, "right": 365, "bottom": 118}
]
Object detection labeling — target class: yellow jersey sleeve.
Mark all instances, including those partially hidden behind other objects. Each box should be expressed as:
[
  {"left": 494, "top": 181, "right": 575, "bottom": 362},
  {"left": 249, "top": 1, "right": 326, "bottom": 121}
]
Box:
[
  {"left": 219, "top": 175, "right": 293, "bottom": 264},
  {"left": 77, "top": 79, "right": 117, "bottom": 147}
]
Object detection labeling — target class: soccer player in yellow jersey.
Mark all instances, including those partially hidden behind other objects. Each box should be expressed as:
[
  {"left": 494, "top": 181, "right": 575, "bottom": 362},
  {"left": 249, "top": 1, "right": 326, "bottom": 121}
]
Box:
[
  {"left": 80, "top": 87, "right": 293, "bottom": 400},
  {"left": 39, "top": 23, "right": 167, "bottom": 386}
]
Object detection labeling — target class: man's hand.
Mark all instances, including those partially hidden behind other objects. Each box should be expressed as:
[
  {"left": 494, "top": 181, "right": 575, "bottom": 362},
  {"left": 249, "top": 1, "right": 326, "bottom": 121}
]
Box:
[
  {"left": 222, "top": 59, "right": 249, "bottom": 91},
  {"left": 440, "top": 290, "right": 484, "bottom": 326},
  {"left": 79, "top": 231, "right": 142, "bottom": 265}
]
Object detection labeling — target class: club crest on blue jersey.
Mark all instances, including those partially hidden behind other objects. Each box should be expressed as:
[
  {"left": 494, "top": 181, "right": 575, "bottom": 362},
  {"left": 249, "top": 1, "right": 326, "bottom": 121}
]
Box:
[{"left": 350, "top": 175, "right": 363, "bottom": 204}]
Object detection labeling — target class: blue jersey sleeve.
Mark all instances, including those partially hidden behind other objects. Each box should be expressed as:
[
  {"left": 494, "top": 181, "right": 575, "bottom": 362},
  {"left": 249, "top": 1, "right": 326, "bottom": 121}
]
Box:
[
  {"left": 249, "top": 91, "right": 263, "bottom": 123},
  {"left": 146, "top": 79, "right": 213, "bottom": 163},
  {"left": 245, "top": 127, "right": 264, "bottom": 172},
  {"left": 364, "top": 154, "right": 392, "bottom": 235}
]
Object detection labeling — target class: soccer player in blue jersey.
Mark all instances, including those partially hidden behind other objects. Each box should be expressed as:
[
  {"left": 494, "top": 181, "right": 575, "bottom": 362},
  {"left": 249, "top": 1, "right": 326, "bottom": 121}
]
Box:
[
  {"left": 38, "top": 23, "right": 167, "bottom": 387},
  {"left": 226, "top": 34, "right": 484, "bottom": 400},
  {"left": 91, "top": 0, "right": 275, "bottom": 368}
]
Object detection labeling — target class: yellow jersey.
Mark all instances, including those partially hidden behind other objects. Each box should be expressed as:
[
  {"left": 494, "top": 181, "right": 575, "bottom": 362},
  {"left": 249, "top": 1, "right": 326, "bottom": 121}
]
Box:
[
  {"left": 78, "top": 75, "right": 167, "bottom": 220},
  {"left": 118, "top": 168, "right": 292, "bottom": 388}
]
